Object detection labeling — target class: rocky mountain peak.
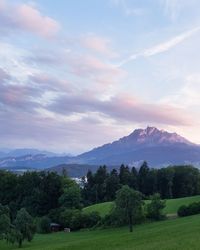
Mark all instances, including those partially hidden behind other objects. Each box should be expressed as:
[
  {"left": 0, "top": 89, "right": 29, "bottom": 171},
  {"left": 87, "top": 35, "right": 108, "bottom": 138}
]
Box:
[{"left": 124, "top": 126, "right": 192, "bottom": 146}]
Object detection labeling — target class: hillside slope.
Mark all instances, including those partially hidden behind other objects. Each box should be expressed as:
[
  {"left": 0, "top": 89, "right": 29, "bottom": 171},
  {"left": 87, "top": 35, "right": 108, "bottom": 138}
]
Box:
[
  {"left": 83, "top": 195, "right": 200, "bottom": 217},
  {"left": 1, "top": 214, "right": 200, "bottom": 250}
]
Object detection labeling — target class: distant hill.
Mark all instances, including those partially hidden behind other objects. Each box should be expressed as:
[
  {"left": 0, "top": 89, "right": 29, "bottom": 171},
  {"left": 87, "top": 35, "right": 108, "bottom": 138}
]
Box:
[
  {"left": 0, "top": 154, "right": 72, "bottom": 170},
  {"left": 46, "top": 164, "right": 98, "bottom": 177},
  {"left": 0, "top": 148, "right": 63, "bottom": 158},
  {"left": 46, "top": 163, "right": 119, "bottom": 177}
]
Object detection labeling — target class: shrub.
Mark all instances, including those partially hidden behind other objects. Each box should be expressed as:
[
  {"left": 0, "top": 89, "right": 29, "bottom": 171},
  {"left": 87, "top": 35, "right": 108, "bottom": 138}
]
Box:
[
  {"left": 59, "top": 209, "right": 101, "bottom": 231},
  {"left": 38, "top": 216, "right": 51, "bottom": 234},
  {"left": 178, "top": 202, "right": 200, "bottom": 217},
  {"left": 58, "top": 209, "right": 74, "bottom": 228},
  {"left": 178, "top": 205, "right": 189, "bottom": 217},
  {"left": 146, "top": 193, "right": 166, "bottom": 220},
  {"left": 70, "top": 210, "right": 82, "bottom": 230},
  {"left": 48, "top": 207, "right": 65, "bottom": 223},
  {"left": 81, "top": 211, "right": 101, "bottom": 228}
]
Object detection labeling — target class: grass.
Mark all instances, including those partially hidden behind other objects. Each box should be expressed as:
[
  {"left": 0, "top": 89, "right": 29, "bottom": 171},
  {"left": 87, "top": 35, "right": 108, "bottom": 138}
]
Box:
[
  {"left": 1, "top": 215, "right": 200, "bottom": 249},
  {"left": 164, "top": 195, "right": 200, "bottom": 214},
  {"left": 83, "top": 195, "right": 200, "bottom": 217},
  {"left": 83, "top": 201, "right": 114, "bottom": 217}
]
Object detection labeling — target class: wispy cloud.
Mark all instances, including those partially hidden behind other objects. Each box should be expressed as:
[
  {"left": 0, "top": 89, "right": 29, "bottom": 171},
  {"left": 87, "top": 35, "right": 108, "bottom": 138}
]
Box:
[
  {"left": 49, "top": 92, "right": 190, "bottom": 126},
  {"left": 161, "top": 0, "right": 181, "bottom": 21},
  {"left": 110, "top": 0, "right": 145, "bottom": 16},
  {"left": 160, "top": 0, "right": 198, "bottom": 21},
  {"left": 118, "top": 26, "right": 200, "bottom": 66}
]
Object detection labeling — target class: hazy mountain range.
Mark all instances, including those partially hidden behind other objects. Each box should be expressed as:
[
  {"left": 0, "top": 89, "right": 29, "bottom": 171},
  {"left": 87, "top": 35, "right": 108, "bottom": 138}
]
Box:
[
  {"left": 1, "top": 127, "right": 200, "bottom": 176},
  {"left": 0, "top": 148, "right": 64, "bottom": 158}
]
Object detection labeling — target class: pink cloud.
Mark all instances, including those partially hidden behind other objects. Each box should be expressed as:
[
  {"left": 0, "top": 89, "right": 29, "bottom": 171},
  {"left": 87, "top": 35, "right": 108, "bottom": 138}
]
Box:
[
  {"left": 108, "top": 94, "right": 191, "bottom": 126},
  {"left": 0, "top": 83, "right": 42, "bottom": 111},
  {"left": 0, "top": 0, "right": 5, "bottom": 10},
  {"left": 49, "top": 91, "right": 190, "bottom": 126},
  {"left": 81, "top": 34, "right": 118, "bottom": 58},
  {"left": 0, "top": 2, "right": 60, "bottom": 38},
  {"left": 69, "top": 55, "right": 126, "bottom": 85}
]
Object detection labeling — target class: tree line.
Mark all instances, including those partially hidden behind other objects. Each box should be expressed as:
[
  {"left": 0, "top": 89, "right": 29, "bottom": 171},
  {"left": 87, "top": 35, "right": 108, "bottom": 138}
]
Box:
[
  {"left": 1, "top": 163, "right": 200, "bottom": 216},
  {"left": 82, "top": 162, "right": 200, "bottom": 205}
]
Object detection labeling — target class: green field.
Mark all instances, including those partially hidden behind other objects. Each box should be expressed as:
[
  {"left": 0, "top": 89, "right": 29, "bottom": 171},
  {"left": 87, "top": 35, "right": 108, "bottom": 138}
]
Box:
[
  {"left": 83, "top": 195, "right": 200, "bottom": 216},
  {"left": 83, "top": 201, "right": 114, "bottom": 217},
  {"left": 1, "top": 196, "right": 200, "bottom": 250},
  {"left": 1, "top": 214, "right": 200, "bottom": 250},
  {"left": 164, "top": 195, "right": 200, "bottom": 214}
]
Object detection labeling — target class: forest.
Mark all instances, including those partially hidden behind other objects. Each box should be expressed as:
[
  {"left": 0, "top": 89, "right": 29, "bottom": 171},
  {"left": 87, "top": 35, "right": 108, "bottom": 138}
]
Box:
[{"left": 1, "top": 163, "right": 200, "bottom": 247}]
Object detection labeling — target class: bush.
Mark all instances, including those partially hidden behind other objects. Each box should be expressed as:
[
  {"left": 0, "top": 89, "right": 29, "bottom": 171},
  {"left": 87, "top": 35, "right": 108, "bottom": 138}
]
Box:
[
  {"left": 81, "top": 211, "right": 101, "bottom": 228},
  {"left": 70, "top": 210, "right": 82, "bottom": 230},
  {"left": 38, "top": 216, "right": 51, "bottom": 234},
  {"left": 189, "top": 202, "right": 200, "bottom": 215},
  {"left": 59, "top": 209, "right": 101, "bottom": 231},
  {"left": 48, "top": 207, "right": 65, "bottom": 223},
  {"left": 58, "top": 209, "right": 74, "bottom": 228},
  {"left": 178, "top": 202, "right": 200, "bottom": 217},
  {"left": 177, "top": 205, "right": 189, "bottom": 217},
  {"left": 48, "top": 207, "right": 101, "bottom": 231},
  {"left": 146, "top": 193, "right": 166, "bottom": 220},
  {"left": 101, "top": 210, "right": 123, "bottom": 227}
]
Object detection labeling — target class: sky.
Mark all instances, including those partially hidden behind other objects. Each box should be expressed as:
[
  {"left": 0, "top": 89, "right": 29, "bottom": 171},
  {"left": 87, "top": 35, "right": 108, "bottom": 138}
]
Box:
[{"left": 0, "top": 0, "right": 200, "bottom": 154}]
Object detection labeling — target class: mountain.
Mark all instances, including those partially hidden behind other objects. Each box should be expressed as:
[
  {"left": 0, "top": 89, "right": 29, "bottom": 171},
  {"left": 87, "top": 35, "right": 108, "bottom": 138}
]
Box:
[
  {"left": 76, "top": 127, "right": 200, "bottom": 166},
  {"left": 0, "top": 154, "right": 72, "bottom": 170},
  {"left": 0, "top": 127, "right": 200, "bottom": 173},
  {"left": 0, "top": 148, "right": 63, "bottom": 159},
  {"left": 0, "top": 151, "right": 7, "bottom": 158}
]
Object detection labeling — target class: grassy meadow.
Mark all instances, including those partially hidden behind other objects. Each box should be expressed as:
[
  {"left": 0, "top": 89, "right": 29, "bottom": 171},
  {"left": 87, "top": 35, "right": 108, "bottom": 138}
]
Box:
[
  {"left": 1, "top": 214, "right": 200, "bottom": 250},
  {"left": 83, "top": 195, "right": 200, "bottom": 217}
]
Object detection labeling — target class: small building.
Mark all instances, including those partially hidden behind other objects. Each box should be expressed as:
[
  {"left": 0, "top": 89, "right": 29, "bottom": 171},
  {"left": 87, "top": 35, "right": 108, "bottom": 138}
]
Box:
[
  {"left": 64, "top": 228, "right": 71, "bottom": 233},
  {"left": 50, "top": 223, "right": 61, "bottom": 232}
]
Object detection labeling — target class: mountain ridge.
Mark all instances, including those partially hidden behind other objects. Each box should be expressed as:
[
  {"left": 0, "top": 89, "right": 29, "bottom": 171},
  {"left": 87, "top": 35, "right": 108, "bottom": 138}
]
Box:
[
  {"left": 76, "top": 126, "right": 200, "bottom": 165},
  {"left": 0, "top": 127, "right": 200, "bottom": 172}
]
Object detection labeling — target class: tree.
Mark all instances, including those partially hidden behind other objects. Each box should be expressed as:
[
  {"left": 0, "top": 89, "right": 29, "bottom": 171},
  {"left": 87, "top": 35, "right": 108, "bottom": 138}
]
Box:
[
  {"left": 0, "top": 171, "right": 18, "bottom": 206},
  {"left": 146, "top": 193, "right": 166, "bottom": 220},
  {"left": 38, "top": 216, "right": 51, "bottom": 234},
  {"left": 16, "top": 171, "right": 63, "bottom": 216},
  {"left": 0, "top": 214, "right": 10, "bottom": 240},
  {"left": 130, "top": 167, "right": 138, "bottom": 189},
  {"left": 14, "top": 208, "right": 35, "bottom": 247},
  {"left": 82, "top": 170, "right": 96, "bottom": 205},
  {"left": 157, "top": 168, "right": 174, "bottom": 198},
  {"left": 36, "top": 172, "right": 63, "bottom": 216},
  {"left": 119, "top": 165, "right": 131, "bottom": 186},
  {"left": 115, "top": 185, "right": 143, "bottom": 232},
  {"left": 105, "top": 169, "right": 120, "bottom": 200},
  {"left": 145, "top": 169, "right": 157, "bottom": 196},
  {"left": 138, "top": 161, "right": 150, "bottom": 195},
  {"left": 172, "top": 166, "right": 200, "bottom": 198},
  {"left": 59, "top": 185, "right": 81, "bottom": 209},
  {"left": 0, "top": 204, "right": 10, "bottom": 240},
  {"left": 94, "top": 166, "right": 108, "bottom": 202}
]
